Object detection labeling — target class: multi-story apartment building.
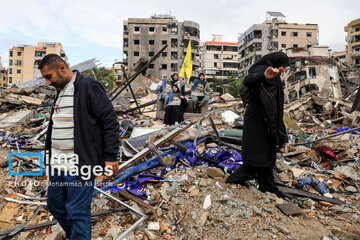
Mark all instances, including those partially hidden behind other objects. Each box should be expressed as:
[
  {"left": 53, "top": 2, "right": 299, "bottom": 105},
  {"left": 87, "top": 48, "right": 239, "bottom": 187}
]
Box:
[
  {"left": 0, "top": 69, "right": 7, "bottom": 87},
  {"left": 111, "top": 61, "right": 123, "bottom": 82},
  {"left": 200, "top": 36, "right": 239, "bottom": 82},
  {"left": 238, "top": 12, "right": 318, "bottom": 76},
  {"left": 8, "top": 42, "right": 67, "bottom": 85},
  {"left": 0, "top": 57, "right": 8, "bottom": 87},
  {"left": 344, "top": 18, "right": 360, "bottom": 67},
  {"left": 123, "top": 14, "right": 200, "bottom": 78}
]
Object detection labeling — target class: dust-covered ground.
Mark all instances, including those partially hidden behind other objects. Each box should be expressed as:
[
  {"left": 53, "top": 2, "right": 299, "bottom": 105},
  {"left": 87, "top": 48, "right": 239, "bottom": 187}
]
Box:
[{"left": 0, "top": 148, "right": 359, "bottom": 240}]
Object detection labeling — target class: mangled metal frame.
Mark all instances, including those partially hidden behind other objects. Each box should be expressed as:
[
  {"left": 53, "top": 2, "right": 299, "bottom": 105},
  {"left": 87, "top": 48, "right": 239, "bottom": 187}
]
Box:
[
  {"left": 95, "top": 123, "right": 193, "bottom": 239},
  {"left": 94, "top": 187, "right": 147, "bottom": 240}
]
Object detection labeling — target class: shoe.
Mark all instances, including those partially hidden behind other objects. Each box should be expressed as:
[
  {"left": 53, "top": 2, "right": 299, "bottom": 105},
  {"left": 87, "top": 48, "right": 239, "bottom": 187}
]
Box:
[
  {"left": 260, "top": 187, "right": 289, "bottom": 199},
  {"left": 273, "top": 190, "right": 289, "bottom": 199}
]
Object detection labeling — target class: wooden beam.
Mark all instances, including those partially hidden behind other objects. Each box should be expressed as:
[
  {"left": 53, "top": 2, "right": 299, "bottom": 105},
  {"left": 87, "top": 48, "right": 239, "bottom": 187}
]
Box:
[
  {"left": 99, "top": 124, "right": 192, "bottom": 185},
  {"left": 278, "top": 186, "right": 346, "bottom": 205},
  {"left": 117, "top": 190, "right": 158, "bottom": 221}
]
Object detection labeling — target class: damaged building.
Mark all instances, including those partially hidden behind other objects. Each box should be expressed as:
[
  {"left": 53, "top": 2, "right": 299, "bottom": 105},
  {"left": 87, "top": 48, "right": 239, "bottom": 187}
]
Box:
[
  {"left": 283, "top": 45, "right": 342, "bottom": 102},
  {"left": 238, "top": 11, "right": 318, "bottom": 77},
  {"left": 344, "top": 18, "right": 360, "bottom": 67},
  {"left": 123, "top": 14, "right": 201, "bottom": 78},
  {"left": 199, "top": 35, "right": 239, "bottom": 82}
]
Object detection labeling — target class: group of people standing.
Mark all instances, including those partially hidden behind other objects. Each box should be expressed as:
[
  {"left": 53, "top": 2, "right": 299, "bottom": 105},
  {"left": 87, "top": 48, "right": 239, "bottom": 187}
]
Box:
[{"left": 157, "top": 72, "right": 211, "bottom": 125}]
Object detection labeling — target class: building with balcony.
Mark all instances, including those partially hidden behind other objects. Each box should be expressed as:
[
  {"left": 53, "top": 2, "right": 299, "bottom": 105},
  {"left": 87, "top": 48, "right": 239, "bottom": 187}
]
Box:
[
  {"left": 344, "top": 18, "right": 360, "bottom": 67},
  {"left": 123, "top": 15, "right": 200, "bottom": 79},
  {"left": 107, "top": 60, "right": 125, "bottom": 87},
  {"left": 283, "top": 46, "right": 342, "bottom": 103},
  {"left": 0, "top": 57, "right": 8, "bottom": 87},
  {"left": 8, "top": 42, "right": 67, "bottom": 85},
  {"left": 199, "top": 35, "right": 238, "bottom": 82},
  {"left": 238, "top": 11, "right": 318, "bottom": 77}
]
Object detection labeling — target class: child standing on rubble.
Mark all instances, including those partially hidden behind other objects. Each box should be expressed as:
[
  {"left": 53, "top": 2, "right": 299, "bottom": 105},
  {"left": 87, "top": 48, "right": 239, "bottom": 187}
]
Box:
[
  {"left": 226, "top": 52, "right": 289, "bottom": 198},
  {"left": 157, "top": 74, "right": 170, "bottom": 109}
]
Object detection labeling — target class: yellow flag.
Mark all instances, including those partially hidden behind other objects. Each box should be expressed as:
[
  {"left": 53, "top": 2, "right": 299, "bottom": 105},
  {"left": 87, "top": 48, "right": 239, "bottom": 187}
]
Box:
[{"left": 179, "top": 40, "right": 192, "bottom": 84}]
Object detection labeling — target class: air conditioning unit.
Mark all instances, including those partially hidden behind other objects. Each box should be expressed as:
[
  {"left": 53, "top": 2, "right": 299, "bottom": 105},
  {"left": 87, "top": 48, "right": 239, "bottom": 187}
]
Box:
[{"left": 267, "top": 44, "right": 272, "bottom": 50}]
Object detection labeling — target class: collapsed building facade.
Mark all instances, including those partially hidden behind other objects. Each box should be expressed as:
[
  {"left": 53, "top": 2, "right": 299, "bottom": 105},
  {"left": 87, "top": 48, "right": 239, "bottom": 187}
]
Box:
[{"left": 283, "top": 46, "right": 342, "bottom": 103}]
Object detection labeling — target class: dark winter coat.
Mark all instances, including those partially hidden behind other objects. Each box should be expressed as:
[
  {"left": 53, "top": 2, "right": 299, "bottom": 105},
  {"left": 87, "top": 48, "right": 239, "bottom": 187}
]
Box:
[
  {"left": 45, "top": 71, "right": 120, "bottom": 179},
  {"left": 242, "top": 52, "right": 289, "bottom": 167}
]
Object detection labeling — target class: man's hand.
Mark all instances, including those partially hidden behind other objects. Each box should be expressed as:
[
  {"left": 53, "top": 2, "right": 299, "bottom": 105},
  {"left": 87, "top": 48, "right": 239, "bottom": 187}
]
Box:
[
  {"left": 264, "top": 67, "right": 280, "bottom": 79},
  {"left": 180, "top": 96, "right": 184, "bottom": 99},
  {"left": 105, "top": 161, "right": 119, "bottom": 175}
]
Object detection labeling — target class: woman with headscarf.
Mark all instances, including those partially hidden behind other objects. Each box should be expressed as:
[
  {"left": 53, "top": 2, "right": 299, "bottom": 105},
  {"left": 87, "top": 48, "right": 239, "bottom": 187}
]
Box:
[
  {"left": 164, "top": 84, "right": 187, "bottom": 125},
  {"left": 171, "top": 73, "right": 187, "bottom": 96},
  {"left": 226, "top": 52, "right": 289, "bottom": 198}
]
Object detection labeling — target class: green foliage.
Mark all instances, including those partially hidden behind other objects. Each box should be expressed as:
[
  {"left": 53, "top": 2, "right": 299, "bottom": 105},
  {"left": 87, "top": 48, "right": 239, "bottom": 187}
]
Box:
[
  {"left": 212, "top": 77, "right": 224, "bottom": 94},
  {"left": 224, "top": 72, "right": 244, "bottom": 98},
  {"left": 82, "top": 67, "right": 116, "bottom": 90}
]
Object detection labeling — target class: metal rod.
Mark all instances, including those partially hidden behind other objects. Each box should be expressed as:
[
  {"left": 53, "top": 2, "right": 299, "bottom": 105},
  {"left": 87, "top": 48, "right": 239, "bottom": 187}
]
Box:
[
  {"left": 0, "top": 207, "right": 135, "bottom": 235},
  {"left": 99, "top": 123, "right": 192, "bottom": 185},
  {"left": 14, "top": 142, "right": 20, "bottom": 187},
  {"left": 91, "top": 68, "right": 97, "bottom": 80},
  {"left": 110, "top": 45, "right": 168, "bottom": 102},
  {"left": 94, "top": 187, "right": 147, "bottom": 240},
  {"left": 4, "top": 197, "right": 47, "bottom": 206},
  {"left": 94, "top": 187, "right": 145, "bottom": 217},
  {"left": 121, "top": 65, "right": 142, "bottom": 115},
  {"left": 194, "top": 115, "right": 207, "bottom": 145},
  {"left": 207, "top": 114, "right": 223, "bottom": 145},
  {"left": 8, "top": 206, "right": 41, "bottom": 236},
  {"left": 290, "top": 126, "right": 360, "bottom": 146},
  {"left": 116, "top": 216, "right": 147, "bottom": 240}
]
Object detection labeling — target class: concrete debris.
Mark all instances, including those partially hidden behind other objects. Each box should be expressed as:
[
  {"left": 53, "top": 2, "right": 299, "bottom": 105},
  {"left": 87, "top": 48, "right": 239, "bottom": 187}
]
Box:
[
  {"left": 206, "top": 167, "right": 225, "bottom": 179},
  {"left": 147, "top": 222, "right": 160, "bottom": 231},
  {"left": 0, "top": 72, "right": 360, "bottom": 240},
  {"left": 345, "top": 186, "right": 358, "bottom": 193},
  {"left": 203, "top": 194, "right": 211, "bottom": 210}
]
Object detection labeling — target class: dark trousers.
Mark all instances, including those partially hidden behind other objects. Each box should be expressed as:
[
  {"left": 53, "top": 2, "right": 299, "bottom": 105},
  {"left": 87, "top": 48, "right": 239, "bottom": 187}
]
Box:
[
  {"left": 226, "top": 165, "right": 280, "bottom": 194},
  {"left": 47, "top": 170, "right": 94, "bottom": 240}
]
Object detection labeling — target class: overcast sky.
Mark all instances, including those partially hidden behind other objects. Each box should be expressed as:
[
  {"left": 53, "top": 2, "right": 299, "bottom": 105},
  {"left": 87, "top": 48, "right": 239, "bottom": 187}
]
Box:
[{"left": 0, "top": 0, "right": 359, "bottom": 68}]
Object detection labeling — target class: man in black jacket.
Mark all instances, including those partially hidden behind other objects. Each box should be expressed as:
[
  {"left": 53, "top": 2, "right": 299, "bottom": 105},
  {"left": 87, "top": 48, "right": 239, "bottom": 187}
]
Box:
[{"left": 39, "top": 54, "right": 120, "bottom": 239}]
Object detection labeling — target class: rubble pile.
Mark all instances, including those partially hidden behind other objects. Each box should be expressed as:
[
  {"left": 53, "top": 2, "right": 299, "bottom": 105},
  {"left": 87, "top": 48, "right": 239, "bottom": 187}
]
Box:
[
  {"left": 0, "top": 86, "right": 55, "bottom": 149},
  {"left": 0, "top": 86, "right": 55, "bottom": 113},
  {"left": 285, "top": 95, "right": 359, "bottom": 128},
  {"left": 0, "top": 86, "right": 359, "bottom": 240}
]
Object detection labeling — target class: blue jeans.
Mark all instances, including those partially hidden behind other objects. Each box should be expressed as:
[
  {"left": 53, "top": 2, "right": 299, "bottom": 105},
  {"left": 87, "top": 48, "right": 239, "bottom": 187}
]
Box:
[
  {"left": 47, "top": 170, "right": 94, "bottom": 240},
  {"left": 160, "top": 94, "right": 169, "bottom": 109}
]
